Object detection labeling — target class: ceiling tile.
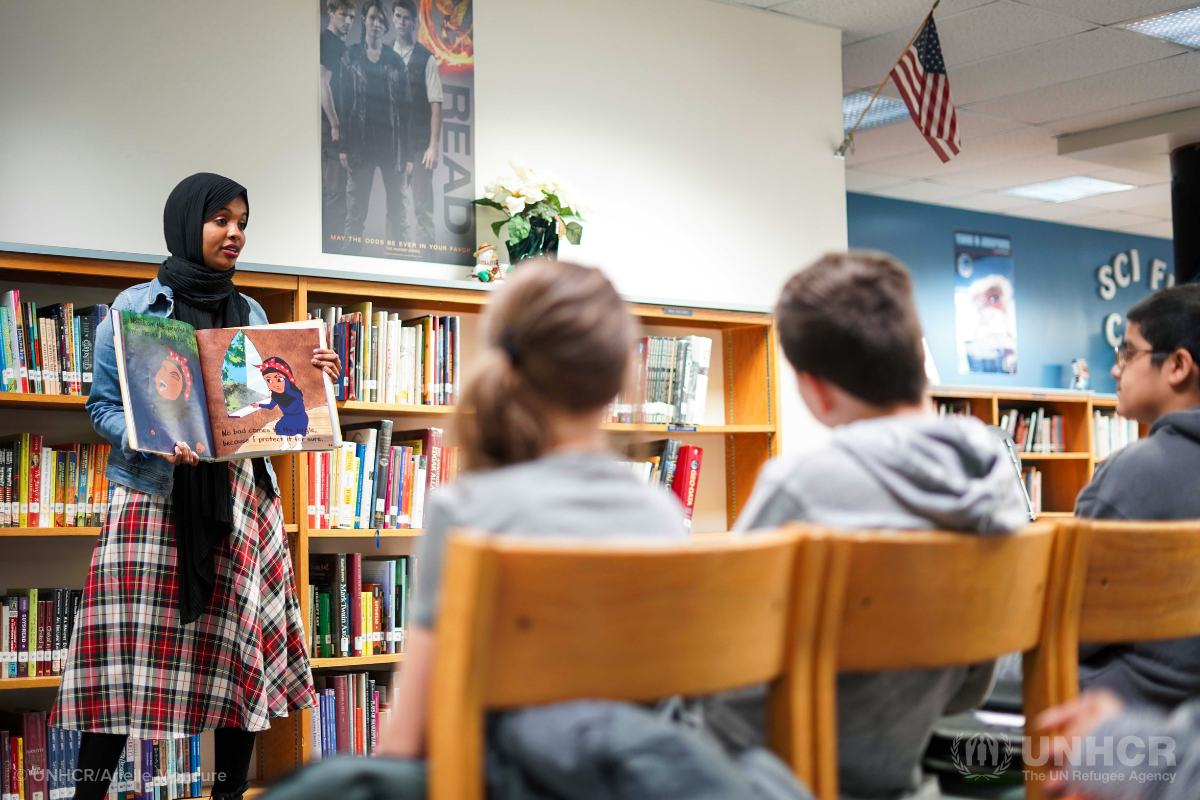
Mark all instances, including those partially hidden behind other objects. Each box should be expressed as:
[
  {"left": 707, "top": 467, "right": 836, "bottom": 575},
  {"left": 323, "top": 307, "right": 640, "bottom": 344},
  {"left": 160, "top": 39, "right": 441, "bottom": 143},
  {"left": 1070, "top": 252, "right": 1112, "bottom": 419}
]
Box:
[
  {"left": 845, "top": 168, "right": 913, "bottom": 191},
  {"left": 1043, "top": 90, "right": 1200, "bottom": 135},
  {"left": 1127, "top": 202, "right": 1174, "bottom": 220},
  {"left": 938, "top": 191, "right": 1033, "bottom": 211},
  {"left": 871, "top": 180, "right": 974, "bottom": 202},
  {"left": 966, "top": 51, "right": 1200, "bottom": 124},
  {"left": 843, "top": 0, "right": 1095, "bottom": 89},
  {"left": 852, "top": 126, "right": 1056, "bottom": 177},
  {"left": 1085, "top": 166, "right": 1175, "bottom": 186},
  {"left": 768, "top": 0, "right": 995, "bottom": 44},
  {"left": 1005, "top": 201, "right": 1098, "bottom": 221},
  {"left": 1071, "top": 183, "right": 1172, "bottom": 210},
  {"left": 1071, "top": 210, "right": 1162, "bottom": 230},
  {"left": 1123, "top": 220, "right": 1175, "bottom": 238},
  {"left": 948, "top": 27, "right": 1186, "bottom": 106},
  {"left": 938, "top": 154, "right": 1100, "bottom": 189},
  {"left": 1011, "top": 0, "right": 1197, "bottom": 25},
  {"left": 844, "top": 122, "right": 931, "bottom": 164}
]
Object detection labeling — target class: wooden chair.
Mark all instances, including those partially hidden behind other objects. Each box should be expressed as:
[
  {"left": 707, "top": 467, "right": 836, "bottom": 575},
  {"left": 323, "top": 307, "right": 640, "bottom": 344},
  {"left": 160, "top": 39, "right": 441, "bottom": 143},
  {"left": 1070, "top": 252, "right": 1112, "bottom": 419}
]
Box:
[
  {"left": 1024, "top": 518, "right": 1200, "bottom": 799},
  {"left": 427, "top": 528, "right": 818, "bottom": 800},
  {"left": 794, "top": 522, "right": 1064, "bottom": 800}
]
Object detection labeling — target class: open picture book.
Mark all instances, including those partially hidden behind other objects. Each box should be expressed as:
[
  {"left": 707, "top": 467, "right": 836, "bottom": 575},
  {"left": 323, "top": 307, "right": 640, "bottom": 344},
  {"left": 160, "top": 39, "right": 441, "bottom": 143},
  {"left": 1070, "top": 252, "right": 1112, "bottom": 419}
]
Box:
[{"left": 112, "top": 311, "right": 342, "bottom": 460}]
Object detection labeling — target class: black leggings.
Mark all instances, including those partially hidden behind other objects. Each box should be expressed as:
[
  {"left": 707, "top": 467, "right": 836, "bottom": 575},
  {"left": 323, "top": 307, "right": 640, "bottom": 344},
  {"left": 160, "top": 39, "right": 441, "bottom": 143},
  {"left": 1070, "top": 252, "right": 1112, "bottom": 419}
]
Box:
[{"left": 74, "top": 727, "right": 257, "bottom": 800}]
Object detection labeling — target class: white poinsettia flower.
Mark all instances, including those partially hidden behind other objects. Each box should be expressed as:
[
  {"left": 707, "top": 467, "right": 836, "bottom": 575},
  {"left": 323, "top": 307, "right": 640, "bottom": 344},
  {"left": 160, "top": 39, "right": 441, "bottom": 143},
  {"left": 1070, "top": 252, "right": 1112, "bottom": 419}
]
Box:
[
  {"left": 498, "top": 173, "right": 523, "bottom": 195},
  {"left": 533, "top": 169, "right": 560, "bottom": 189},
  {"left": 555, "top": 185, "right": 577, "bottom": 211},
  {"left": 504, "top": 195, "right": 527, "bottom": 215},
  {"left": 509, "top": 159, "right": 532, "bottom": 181},
  {"left": 483, "top": 180, "right": 507, "bottom": 200},
  {"left": 519, "top": 185, "right": 547, "bottom": 204}
]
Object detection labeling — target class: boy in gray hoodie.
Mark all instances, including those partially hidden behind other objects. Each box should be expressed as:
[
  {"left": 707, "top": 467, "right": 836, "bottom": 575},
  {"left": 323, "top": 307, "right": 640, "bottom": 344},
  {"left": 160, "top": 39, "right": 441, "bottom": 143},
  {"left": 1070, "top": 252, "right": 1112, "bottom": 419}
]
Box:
[{"left": 724, "top": 252, "right": 1028, "bottom": 799}]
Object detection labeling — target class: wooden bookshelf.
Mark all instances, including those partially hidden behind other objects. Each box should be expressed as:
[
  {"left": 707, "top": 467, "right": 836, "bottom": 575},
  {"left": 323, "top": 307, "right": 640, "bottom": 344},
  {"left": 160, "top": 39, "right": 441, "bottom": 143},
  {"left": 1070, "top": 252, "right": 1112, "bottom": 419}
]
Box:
[
  {"left": 0, "top": 250, "right": 782, "bottom": 782},
  {"left": 0, "top": 676, "right": 61, "bottom": 690},
  {"left": 931, "top": 387, "right": 1133, "bottom": 516},
  {"left": 310, "top": 654, "right": 404, "bottom": 669},
  {"left": 0, "top": 527, "right": 102, "bottom": 537}
]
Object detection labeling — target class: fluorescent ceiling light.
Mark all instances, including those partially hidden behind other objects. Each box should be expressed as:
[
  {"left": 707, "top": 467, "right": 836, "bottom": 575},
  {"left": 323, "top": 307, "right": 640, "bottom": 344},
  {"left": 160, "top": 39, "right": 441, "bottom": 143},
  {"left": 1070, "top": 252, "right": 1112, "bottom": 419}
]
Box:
[
  {"left": 843, "top": 92, "right": 910, "bottom": 132},
  {"left": 1000, "top": 176, "right": 1135, "bottom": 203},
  {"left": 1120, "top": 6, "right": 1200, "bottom": 48}
]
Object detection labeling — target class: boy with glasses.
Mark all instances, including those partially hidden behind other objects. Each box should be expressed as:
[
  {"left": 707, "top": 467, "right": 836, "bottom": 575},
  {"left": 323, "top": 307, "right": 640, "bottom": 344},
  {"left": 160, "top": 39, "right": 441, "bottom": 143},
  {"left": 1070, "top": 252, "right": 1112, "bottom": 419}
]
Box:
[{"left": 1074, "top": 283, "right": 1200, "bottom": 711}]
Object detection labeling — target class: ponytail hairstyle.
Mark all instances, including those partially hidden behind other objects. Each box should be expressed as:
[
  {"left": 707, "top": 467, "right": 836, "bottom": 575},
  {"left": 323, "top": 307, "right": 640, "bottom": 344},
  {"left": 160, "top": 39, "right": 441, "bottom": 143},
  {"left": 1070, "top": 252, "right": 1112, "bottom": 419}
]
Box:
[{"left": 460, "top": 260, "right": 633, "bottom": 470}]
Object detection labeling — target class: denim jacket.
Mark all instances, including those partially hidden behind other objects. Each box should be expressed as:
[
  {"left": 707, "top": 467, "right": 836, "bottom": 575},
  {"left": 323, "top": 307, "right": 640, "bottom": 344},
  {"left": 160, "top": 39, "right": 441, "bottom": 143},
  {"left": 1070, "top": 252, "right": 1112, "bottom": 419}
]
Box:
[{"left": 88, "top": 278, "right": 279, "bottom": 497}]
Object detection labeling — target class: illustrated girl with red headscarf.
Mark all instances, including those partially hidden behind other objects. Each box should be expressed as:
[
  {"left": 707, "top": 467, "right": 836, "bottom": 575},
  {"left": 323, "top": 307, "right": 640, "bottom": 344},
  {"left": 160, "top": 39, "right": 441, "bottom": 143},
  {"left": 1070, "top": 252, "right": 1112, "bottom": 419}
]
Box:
[
  {"left": 142, "top": 345, "right": 208, "bottom": 455},
  {"left": 256, "top": 356, "right": 309, "bottom": 451}
]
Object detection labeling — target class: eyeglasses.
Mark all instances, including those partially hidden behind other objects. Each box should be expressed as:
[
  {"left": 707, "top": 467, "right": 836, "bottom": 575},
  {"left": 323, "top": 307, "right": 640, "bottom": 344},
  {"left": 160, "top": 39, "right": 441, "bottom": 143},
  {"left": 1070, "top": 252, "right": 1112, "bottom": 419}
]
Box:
[{"left": 1114, "top": 345, "right": 1167, "bottom": 369}]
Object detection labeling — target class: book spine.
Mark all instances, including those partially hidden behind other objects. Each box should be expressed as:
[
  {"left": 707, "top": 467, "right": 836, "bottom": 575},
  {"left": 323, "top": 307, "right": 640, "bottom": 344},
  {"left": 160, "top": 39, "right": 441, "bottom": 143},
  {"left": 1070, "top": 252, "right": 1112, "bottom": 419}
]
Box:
[
  {"left": 336, "top": 555, "right": 349, "bottom": 657},
  {"left": 80, "top": 311, "right": 96, "bottom": 396},
  {"left": 670, "top": 445, "right": 703, "bottom": 531},
  {"left": 334, "top": 677, "right": 351, "bottom": 754},
  {"left": 349, "top": 553, "right": 362, "bottom": 656}
]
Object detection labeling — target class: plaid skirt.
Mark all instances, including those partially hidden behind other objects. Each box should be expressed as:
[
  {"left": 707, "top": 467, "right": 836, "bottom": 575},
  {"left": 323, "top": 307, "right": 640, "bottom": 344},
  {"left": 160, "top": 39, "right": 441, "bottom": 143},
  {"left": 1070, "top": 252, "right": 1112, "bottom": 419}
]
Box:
[{"left": 50, "top": 460, "right": 316, "bottom": 738}]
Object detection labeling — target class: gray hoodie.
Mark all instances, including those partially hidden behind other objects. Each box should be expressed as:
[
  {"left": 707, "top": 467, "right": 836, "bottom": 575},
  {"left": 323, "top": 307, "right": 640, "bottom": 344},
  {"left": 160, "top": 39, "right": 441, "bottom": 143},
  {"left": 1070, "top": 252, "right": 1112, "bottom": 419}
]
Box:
[
  {"left": 724, "top": 413, "right": 1028, "bottom": 799},
  {"left": 1075, "top": 405, "right": 1200, "bottom": 712}
]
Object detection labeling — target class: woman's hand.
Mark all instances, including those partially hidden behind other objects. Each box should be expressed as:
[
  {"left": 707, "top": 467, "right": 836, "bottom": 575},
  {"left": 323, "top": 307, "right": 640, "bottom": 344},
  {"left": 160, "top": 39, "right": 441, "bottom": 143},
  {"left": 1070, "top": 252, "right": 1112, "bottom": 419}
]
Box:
[
  {"left": 313, "top": 348, "right": 341, "bottom": 382},
  {"left": 162, "top": 442, "right": 200, "bottom": 467}
]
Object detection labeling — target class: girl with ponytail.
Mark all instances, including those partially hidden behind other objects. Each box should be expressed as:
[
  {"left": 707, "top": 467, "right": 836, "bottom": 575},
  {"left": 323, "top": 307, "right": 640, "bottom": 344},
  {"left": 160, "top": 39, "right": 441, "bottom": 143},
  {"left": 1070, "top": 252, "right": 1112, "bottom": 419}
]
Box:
[{"left": 382, "top": 259, "right": 686, "bottom": 758}]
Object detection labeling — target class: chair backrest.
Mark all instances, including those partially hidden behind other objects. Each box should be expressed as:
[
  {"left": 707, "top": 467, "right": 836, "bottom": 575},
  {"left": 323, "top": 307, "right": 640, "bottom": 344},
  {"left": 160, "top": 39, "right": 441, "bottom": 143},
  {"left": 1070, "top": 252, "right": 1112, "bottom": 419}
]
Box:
[
  {"left": 427, "top": 528, "right": 809, "bottom": 800},
  {"left": 1020, "top": 518, "right": 1200, "bottom": 800},
  {"left": 799, "top": 522, "right": 1059, "bottom": 800},
  {"left": 1034, "top": 517, "right": 1200, "bottom": 704}
]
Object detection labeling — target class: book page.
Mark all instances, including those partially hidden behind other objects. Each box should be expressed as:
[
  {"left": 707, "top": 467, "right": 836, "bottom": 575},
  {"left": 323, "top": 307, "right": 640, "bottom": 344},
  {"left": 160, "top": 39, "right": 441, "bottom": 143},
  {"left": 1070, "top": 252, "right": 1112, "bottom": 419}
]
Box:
[
  {"left": 194, "top": 320, "right": 341, "bottom": 459},
  {"left": 112, "top": 311, "right": 215, "bottom": 458}
]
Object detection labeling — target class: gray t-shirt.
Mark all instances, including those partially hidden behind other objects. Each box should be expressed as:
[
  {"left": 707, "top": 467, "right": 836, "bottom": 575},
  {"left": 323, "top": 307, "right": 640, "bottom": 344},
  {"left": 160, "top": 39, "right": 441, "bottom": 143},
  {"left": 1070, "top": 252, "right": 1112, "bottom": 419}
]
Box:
[{"left": 411, "top": 451, "right": 686, "bottom": 628}]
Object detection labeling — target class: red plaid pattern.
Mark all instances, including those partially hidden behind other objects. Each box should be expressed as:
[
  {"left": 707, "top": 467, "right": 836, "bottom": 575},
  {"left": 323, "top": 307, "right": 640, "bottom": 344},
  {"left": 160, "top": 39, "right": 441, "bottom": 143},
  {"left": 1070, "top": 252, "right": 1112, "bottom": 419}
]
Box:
[{"left": 51, "top": 460, "right": 315, "bottom": 738}]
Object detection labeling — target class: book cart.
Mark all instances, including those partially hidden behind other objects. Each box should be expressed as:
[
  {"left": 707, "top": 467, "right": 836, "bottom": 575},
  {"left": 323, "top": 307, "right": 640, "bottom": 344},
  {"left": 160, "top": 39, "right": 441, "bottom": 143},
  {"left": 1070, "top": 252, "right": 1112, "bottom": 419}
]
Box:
[
  {"left": 0, "top": 251, "right": 782, "bottom": 789},
  {"left": 931, "top": 386, "right": 1149, "bottom": 518}
]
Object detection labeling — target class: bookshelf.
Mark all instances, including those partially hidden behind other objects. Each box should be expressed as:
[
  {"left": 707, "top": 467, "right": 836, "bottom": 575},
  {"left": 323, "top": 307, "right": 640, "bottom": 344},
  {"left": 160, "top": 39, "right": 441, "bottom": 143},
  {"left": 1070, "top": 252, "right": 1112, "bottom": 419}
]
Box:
[
  {"left": 0, "top": 251, "right": 782, "bottom": 781},
  {"left": 931, "top": 386, "right": 1138, "bottom": 516}
]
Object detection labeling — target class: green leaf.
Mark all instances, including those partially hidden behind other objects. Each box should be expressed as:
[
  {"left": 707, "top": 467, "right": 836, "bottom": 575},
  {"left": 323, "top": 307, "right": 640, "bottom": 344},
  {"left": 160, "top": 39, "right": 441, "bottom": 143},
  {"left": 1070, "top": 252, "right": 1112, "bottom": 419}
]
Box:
[
  {"left": 491, "top": 219, "right": 506, "bottom": 238},
  {"left": 473, "top": 198, "right": 506, "bottom": 212},
  {"left": 507, "top": 215, "right": 531, "bottom": 244},
  {"left": 564, "top": 222, "right": 583, "bottom": 246}
]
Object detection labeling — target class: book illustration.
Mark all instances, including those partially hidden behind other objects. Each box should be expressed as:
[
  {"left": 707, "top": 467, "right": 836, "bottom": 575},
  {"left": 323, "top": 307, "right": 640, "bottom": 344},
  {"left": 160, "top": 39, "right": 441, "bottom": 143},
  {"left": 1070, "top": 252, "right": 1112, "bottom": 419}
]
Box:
[
  {"left": 195, "top": 323, "right": 339, "bottom": 456},
  {"left": 113, "top": 313, "right": 213, "bottom": 457},
  {"left": 114, "top": 312, "right": 341, "bottom": 460},
  {"left": 222, "top": 330, "right": 271, "bottom": 417},
  {"left": 256, "top": 357, "right": 311, "bottom": 450}
]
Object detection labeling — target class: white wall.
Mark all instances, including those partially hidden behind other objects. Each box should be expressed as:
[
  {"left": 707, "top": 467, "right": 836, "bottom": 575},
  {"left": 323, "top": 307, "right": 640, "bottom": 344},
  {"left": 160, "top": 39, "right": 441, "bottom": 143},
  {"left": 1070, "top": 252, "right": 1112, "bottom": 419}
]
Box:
[{"left": 0, "top": 0, "right": 845, "bottom": 451}]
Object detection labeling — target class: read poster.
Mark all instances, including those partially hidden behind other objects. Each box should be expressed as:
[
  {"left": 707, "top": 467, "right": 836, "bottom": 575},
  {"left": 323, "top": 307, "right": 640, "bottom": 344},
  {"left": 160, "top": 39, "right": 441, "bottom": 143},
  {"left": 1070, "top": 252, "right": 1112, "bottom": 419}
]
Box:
[
  {"left": 319, "top": 0, "right": 476, "bottom": 266},
  {"left": 954, "top": 230, "right": 1018, "bottom": 375}
]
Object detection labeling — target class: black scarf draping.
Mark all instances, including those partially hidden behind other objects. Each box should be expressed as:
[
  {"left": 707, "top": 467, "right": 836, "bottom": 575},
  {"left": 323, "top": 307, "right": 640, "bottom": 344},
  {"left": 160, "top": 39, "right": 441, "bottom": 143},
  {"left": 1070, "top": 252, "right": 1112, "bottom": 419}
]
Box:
[{"left": 158, "top": 172, "right": 252, "bottom": 625}]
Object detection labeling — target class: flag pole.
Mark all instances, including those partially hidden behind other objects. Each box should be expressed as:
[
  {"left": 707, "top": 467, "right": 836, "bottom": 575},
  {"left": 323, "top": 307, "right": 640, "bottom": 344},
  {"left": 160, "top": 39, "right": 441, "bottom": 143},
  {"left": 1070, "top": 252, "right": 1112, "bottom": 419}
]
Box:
[{"left": 835, "top": 0, "right": 940, "bottom": 158}]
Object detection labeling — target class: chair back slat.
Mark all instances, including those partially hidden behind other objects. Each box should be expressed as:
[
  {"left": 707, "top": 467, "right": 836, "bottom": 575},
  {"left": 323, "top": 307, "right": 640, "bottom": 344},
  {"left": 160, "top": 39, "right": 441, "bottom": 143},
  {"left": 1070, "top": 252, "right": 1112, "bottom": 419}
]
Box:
[{"left": 1077, "top": 520, "right": 1200, "bottom": 643}]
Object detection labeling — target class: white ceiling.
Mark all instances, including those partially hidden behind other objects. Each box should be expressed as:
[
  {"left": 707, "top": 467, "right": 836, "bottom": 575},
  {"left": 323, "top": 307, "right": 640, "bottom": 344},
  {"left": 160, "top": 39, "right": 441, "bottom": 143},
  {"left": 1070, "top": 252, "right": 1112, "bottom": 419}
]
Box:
[{"left": 714, "top": 0, "right": 1200, "bottom": 237}]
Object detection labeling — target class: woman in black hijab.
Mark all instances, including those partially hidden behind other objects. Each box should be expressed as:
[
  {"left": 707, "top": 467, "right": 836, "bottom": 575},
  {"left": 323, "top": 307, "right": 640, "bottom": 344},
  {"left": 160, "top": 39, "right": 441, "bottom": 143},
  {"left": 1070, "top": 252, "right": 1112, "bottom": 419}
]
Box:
[{"left": 52, "top": 174, "right": 340, "bottom": 800}]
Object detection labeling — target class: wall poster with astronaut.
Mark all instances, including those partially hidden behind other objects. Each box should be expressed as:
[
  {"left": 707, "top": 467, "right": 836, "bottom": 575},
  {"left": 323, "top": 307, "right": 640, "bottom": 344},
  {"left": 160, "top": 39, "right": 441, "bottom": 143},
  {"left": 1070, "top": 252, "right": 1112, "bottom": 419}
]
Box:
[{"left": 954, "top": 230, "right": 1018, "bottom": 374}]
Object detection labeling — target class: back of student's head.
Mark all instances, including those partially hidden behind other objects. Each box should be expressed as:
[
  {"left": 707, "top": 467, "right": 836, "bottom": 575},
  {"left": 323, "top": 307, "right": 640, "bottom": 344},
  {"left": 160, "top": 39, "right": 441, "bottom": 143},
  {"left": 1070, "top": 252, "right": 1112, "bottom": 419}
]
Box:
[
  {"left": 1126, "top": 284, "right": 1200, "bottom": 372},
  {"left": 776, "top": 251, "right": 926, "bottom": 406},
  {"left": 461, "top": 260, "right": 632, "bottom": 469}
]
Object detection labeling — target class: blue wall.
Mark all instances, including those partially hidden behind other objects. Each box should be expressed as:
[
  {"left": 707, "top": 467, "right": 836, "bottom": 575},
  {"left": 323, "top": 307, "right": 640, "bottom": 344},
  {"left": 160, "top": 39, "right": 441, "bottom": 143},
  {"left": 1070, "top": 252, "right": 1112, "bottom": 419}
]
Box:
[{"left": 847, "top": 193, "right": 1174, "bottom": 394}]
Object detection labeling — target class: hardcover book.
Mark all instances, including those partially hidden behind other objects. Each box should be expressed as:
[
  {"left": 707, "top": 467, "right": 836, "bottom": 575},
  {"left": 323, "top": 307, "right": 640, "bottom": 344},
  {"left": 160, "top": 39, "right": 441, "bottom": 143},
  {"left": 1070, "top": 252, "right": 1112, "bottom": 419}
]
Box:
[{"left": 112, "top": 312, "right": 341, "bottom": 459}]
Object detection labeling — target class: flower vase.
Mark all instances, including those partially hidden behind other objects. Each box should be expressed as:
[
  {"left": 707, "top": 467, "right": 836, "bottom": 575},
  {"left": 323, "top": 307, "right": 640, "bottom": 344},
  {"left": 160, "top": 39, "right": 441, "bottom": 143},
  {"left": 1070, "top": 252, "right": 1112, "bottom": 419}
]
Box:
[{"left": 506, "top": 218, "right": 559, "bottom": 266}]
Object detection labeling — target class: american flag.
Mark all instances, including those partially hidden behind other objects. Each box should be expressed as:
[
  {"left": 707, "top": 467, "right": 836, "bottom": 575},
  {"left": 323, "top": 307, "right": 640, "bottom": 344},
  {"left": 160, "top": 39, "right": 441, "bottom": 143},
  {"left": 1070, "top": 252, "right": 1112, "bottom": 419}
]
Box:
[{"left": 890, "top": 16, "right": 961, "bottom": 163}]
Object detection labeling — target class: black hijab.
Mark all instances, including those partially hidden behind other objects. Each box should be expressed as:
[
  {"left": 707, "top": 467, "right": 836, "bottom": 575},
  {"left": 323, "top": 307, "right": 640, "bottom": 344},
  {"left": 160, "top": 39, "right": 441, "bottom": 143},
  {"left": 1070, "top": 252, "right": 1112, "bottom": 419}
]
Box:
[{"left": 158, "top": 173, "right": 252, "bottom": 624}]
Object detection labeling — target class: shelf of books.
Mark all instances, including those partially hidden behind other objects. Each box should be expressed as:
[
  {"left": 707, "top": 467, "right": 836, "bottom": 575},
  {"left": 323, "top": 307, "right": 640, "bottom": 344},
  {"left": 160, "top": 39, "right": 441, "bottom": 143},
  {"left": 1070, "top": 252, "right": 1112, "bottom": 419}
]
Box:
[
  {"left": 933, "top": 387, "right": 1144, "bottom": 517},
  {"left": 0, "top": 252, "right": 782, "bottom": 785}
]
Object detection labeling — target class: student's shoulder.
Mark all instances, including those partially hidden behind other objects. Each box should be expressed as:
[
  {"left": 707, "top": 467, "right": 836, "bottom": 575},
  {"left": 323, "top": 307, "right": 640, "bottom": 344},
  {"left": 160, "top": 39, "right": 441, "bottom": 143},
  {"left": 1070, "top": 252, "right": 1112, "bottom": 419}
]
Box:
[
  {"left": 756, "top": 445, "right": 869, "bottom": 501},
  {"left": 1092, "top": 431, "right": 1181, "bottom": 484}
]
